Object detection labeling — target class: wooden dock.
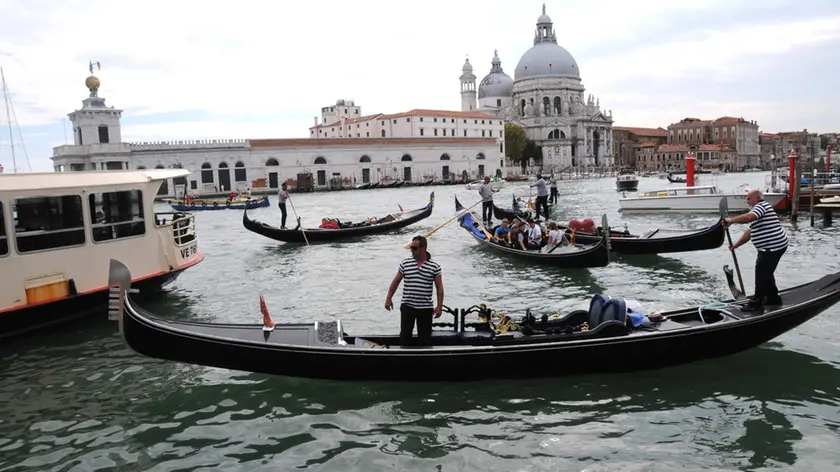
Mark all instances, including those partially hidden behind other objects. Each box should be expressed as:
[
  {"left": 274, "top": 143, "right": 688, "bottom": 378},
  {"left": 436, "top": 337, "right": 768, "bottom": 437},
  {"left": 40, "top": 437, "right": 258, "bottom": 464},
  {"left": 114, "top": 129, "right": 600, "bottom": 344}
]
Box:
[{"left": 813, "top": 202, "right": 840, "bottom": 226}]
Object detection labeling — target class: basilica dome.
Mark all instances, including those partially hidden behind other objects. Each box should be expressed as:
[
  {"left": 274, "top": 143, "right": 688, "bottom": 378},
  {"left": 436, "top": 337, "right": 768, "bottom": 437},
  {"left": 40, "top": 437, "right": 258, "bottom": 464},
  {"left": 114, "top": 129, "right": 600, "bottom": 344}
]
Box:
[
  {"left": 478, "top": 50, "right": 513, "bottom": 99},
  {"left": 514, "top": 7, "right": 581, "bottom": 80}
]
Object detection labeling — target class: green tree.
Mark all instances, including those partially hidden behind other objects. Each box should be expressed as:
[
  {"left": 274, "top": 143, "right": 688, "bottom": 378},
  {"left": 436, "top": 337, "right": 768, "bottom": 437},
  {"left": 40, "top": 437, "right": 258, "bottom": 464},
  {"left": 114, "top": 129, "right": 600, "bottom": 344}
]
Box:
[
  {"left": 523, "top": 139, "right": 542, "bottom": 170},
  {"left": 504, "top": 123, "right": 526, "bottom": 164},
  {"left": 821, "top": 135, "right": 829, "bottom": 150}
]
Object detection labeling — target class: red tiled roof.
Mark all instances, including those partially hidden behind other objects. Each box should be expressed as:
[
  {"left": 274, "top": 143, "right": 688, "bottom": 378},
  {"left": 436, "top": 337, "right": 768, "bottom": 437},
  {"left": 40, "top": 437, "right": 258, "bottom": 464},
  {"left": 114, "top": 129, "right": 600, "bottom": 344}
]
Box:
[
  {"left": 249, "top": 137, "right": 498, "bottom": 148},
  {"left": 311, "top": 113, "right": 384, "bottom": 129},
  {"left": 654, "top": 144, "right": 734, "bottom": 153},
  {"left": 380, "top": 109, "right": 499, "bottom": 120},
  {"left": 613, "top": 126, "right": 667, "bottom": 137},
  {"left": 634, "top": 141, "right": 658, "bottom": 147}
]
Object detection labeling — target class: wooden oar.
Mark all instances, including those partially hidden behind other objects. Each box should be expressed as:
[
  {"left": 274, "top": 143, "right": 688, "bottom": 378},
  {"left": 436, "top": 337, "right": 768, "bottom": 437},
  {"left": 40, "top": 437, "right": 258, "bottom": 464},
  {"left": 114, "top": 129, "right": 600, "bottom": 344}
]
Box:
[
  {"left": 720, "top": 197, "right": 745, "bottom": 299},
  {"left": 404, "top": 198, "right": 483, "bottom": 248},
  {"left": 287, "top": 194, "right": 310, "bottom": 247}
]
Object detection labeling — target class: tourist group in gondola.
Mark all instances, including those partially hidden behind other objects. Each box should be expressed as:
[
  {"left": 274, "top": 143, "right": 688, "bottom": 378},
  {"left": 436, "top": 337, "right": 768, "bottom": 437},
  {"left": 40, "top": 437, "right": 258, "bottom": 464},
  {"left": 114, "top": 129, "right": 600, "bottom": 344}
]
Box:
[{"left": 4, "top": 167, "right": 840, "bottom": 383}]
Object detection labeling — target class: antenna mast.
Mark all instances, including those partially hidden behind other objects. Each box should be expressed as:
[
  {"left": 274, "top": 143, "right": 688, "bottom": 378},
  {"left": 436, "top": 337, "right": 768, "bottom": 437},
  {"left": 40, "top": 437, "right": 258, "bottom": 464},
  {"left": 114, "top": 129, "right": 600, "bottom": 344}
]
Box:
[{"left": 0, "top": 67, "right": 16, "bottom": 173}]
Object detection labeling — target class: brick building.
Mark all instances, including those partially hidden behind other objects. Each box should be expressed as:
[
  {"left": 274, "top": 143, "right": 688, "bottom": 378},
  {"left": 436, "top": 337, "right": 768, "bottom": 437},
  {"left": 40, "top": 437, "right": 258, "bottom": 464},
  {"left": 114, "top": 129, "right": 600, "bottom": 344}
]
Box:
[
  {"left": 665, "top": 117, "right": 760, "bottom": 170},
  {"left": 611, "top": 127, "right": 667, "bottom": 168}
]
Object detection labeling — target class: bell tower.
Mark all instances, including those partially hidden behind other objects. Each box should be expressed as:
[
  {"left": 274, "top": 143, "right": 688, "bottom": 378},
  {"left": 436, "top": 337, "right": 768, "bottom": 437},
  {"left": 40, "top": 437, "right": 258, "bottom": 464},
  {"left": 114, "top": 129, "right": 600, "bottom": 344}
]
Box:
[{"left": 460, "top": 57, "right": 477, "bottom": 112}]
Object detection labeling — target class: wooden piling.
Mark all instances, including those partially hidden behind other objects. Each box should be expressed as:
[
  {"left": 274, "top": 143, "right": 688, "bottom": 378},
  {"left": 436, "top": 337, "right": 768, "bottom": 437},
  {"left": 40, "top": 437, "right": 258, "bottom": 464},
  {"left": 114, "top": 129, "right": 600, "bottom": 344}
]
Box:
[
  {"left": 810, "top": 167, "right": 816, "bottom": 226},
  {"left": 791, "top": 156, "right": 801, "bottom": 222}
]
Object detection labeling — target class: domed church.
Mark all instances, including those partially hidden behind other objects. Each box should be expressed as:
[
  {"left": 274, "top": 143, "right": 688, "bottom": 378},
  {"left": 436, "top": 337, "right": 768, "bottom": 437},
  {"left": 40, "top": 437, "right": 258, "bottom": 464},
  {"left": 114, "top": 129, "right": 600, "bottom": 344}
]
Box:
[{"left": 460, "top": 5, "right": 614, "bottom": 169}]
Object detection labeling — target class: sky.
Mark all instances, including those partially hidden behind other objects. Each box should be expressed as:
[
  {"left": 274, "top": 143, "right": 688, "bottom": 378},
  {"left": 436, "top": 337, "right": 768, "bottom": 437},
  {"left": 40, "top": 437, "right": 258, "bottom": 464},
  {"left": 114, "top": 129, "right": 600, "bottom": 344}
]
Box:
[{"left": 0, "top": 0, "right": 838, "bottom": 172}]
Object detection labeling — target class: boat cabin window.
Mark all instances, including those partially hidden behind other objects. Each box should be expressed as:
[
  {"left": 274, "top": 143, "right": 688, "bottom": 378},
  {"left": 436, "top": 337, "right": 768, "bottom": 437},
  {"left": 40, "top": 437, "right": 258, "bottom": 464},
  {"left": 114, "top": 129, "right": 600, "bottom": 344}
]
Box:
[
  {"left": 0, "top": 202, "right": 7, "bottom": 256},
  {"left": 14, "top": 196, "right": 86, "bottom": 253},
  {"left": 89, "top": 190, "right": 145, "bottom": 243}
]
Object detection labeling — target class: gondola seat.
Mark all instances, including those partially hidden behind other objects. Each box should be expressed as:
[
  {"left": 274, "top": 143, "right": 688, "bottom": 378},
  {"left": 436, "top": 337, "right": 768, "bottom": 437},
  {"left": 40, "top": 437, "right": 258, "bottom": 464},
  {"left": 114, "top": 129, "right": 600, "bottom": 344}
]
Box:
[{"left": 587, "top": 295, "right": 629, "bottom": 334}]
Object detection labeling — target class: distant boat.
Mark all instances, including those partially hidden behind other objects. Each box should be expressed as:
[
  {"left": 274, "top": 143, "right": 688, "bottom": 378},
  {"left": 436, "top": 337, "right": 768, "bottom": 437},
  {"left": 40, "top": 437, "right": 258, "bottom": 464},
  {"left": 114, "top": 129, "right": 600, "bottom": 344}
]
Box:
[{"left": 619, "top": 185, "right": 786, "bottom": 214}]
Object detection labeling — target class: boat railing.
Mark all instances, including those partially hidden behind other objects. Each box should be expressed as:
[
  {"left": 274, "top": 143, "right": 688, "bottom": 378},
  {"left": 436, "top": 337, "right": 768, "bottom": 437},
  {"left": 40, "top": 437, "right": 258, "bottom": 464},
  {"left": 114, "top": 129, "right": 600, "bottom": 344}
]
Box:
[{"left": 154, "top": 212, "right": 196, "bottom": 246}]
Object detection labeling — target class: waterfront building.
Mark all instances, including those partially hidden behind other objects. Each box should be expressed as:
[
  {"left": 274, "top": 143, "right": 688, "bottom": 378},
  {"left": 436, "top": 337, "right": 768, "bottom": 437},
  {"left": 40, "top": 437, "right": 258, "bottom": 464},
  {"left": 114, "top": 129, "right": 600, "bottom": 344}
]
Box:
[
  {"left": 666, "top": 116, "right": 760, "bottom": 170},
  {"left": 51, "top": 70, "right": 502, "bottom": 197},
  {"left": 468, "top": 5, "right": 615, "bottom": 170}
]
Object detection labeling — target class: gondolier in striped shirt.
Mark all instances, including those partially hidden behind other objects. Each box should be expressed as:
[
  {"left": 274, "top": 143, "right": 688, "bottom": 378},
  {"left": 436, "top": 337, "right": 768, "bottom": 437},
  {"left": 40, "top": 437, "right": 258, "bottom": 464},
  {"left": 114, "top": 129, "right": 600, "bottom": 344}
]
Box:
[
  {"left": 385, "top": 235, "right": 444, "bottom": 347},
  {"left": 725, "top": 189, "right": 789, "bottom": 311},
  {"left": 478, "top": 176, "right": 494, "bottom": 224}
]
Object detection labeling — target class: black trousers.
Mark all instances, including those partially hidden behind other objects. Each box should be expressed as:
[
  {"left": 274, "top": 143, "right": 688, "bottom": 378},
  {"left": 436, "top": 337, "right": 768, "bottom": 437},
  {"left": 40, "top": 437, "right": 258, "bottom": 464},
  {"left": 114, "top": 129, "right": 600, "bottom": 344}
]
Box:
[
  {"left": 535, "top": 195, "right": 549, "bottom": 220},
  {"left": 400, "top": 304, "right": 434, "bottom": 347},
  {"left": 754, "top": 247, "right": 786, "bottom": 303},
  {"left": 482, "top": 201, "right": 493, "bottom": 222},
  {"left": 278, "top": 202, "right": 288, "bottom": 228},
  {"left": 550, "top": 187, "right": 558, "bottom": 204}
]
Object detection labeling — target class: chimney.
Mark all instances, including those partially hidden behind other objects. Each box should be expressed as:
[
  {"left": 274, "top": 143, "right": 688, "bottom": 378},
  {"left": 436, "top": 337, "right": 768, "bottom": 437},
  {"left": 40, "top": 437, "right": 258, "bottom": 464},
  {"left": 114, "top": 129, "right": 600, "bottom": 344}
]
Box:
[{"left": 314, "top": 117, "right": 318, "bottom": 127}]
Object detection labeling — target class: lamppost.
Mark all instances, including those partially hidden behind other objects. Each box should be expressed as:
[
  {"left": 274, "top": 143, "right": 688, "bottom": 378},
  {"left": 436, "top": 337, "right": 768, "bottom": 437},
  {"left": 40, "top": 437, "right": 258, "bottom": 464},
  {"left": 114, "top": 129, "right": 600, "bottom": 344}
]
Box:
[{"left": 770, "top": 154, "right": 777, "bottom": 190}]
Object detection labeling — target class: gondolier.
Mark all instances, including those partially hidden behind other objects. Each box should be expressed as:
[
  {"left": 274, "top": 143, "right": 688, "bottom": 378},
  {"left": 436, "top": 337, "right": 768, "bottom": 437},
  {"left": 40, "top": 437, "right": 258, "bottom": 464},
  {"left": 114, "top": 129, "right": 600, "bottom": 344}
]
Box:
[
  {"left": 477, "top": 176, "right": 494, "bottom": 224},
  {"left": 549, "top": 175, "right": 558, "bottom": 205},
  {"left": 385, "top": 235, "right": 444, "bottom": 347},
  {"left": 725, "top": 189, "right": 789, "bottom": 311},
  {"left": 530, "top": 175, "right": 550, "bottom": 220},
  {"left": 277, "top": 183, "right": 290, "bottom": 229}
]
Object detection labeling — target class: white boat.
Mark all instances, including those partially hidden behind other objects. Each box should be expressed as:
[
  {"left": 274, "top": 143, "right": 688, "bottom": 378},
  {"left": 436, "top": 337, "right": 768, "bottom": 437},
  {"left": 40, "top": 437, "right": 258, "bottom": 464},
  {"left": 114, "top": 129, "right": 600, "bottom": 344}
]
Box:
[
  {"left": 0, "top": 169, "right": 204, "bottom": 338},
  {"left": 465, "top": 178, "right": 506, "bottom": 190},
  {"left": 618, "top": 185, "right": 786, "bottom": 214},
  {"left": 615, "top": 170, "right": 639, "bottom": 191}
]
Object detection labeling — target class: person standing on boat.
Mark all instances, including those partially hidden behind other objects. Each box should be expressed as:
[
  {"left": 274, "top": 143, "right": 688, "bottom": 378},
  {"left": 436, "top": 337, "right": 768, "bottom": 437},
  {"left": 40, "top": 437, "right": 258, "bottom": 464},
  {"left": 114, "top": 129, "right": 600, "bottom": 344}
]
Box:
[
  {"left": 549, "top": 175, "right": 558, "bottom": 205},
  {"left": 725, "top": 189, "right": 789, "bottom": 311},
  {"left": 530, "top": 175, "right": 550, "bottom": 221},
  {"left": 385, "top": 235, "right": 444, "bottom": 347},
  {"left": 478, "top": 176, "right": 494, "bottom": 224},
  {"left": 277, "top": 183, "right": 290, "bottom": 229}
]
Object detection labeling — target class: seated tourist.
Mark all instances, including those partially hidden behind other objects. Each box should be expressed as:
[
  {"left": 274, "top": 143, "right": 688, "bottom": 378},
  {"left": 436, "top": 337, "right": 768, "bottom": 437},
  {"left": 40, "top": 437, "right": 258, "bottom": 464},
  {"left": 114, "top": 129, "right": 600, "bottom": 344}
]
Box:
[
  {"left": 546, "top": 222, "right": 561, "bottom": 246},
  {"left": 319, "top": 218, "right": 339, "bottom": 229},
  {"left": 493, "top": 218, "right": 511, "bottom": 243},
  {"left": 511, "top": 226, "right": 527, "bottom": 251},
  {"left": 526, "top": 219, "right": 542, "bottom": 250}
]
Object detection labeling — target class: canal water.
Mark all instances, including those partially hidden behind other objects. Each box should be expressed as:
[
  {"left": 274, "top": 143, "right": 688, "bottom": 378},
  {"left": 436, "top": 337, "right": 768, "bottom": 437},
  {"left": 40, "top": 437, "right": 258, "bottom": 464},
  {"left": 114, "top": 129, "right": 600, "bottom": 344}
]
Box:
[{"left": 3, "top": 172, "right": 840, "bottom": 471}]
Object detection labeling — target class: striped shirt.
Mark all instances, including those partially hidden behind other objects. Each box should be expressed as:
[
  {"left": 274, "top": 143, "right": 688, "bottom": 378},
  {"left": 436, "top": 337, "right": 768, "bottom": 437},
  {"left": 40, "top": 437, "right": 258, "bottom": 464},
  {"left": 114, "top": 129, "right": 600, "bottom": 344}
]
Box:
[
  {"left": 398, "top": 257, "right": 441, "bottom": 309},
  {"left": 749, "top": 200, "right": 788, "bottom": 252}
]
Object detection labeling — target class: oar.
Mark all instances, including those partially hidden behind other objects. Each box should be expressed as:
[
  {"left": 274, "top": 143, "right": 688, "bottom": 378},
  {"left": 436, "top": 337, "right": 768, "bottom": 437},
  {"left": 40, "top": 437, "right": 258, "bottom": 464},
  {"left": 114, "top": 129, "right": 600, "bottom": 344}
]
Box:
[
  {"left": 720, "top": 197, "right": 745, "bottom": 299},
  {"left": 404, "top": 198, "right": 483, "bottom": 248},
  {"left": 287, "top": 194, "right": 310, "bottom": 247}
]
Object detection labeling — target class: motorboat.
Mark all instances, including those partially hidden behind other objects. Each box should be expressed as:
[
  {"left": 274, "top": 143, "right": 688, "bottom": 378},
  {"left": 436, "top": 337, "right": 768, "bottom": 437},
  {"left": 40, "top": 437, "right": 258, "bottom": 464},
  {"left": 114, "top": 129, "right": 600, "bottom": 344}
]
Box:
[{"left": 619, "top": 185, "right": 786, "bottom": 213}]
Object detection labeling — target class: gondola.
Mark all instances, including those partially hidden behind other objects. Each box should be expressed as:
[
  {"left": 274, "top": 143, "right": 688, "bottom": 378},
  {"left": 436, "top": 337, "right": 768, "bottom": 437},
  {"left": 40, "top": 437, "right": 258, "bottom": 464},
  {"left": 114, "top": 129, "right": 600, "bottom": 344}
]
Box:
[
  {"left": 107, "top": 259, "right": 840, "bottom": 382},
  {"left": 667, "top": 173, "right": 687, "bottom": 184},
  {"left": 242, "top": 192, "right": 435, "bottom": 243},
  {"left": 457, "top": 202, "right": 610, "bottom": 268},
  {"left": 491, "top": 195, "right": 552, "bottom": 221},
  {"left": 171, "top": 195, "right": 270, "bottom": 211}
]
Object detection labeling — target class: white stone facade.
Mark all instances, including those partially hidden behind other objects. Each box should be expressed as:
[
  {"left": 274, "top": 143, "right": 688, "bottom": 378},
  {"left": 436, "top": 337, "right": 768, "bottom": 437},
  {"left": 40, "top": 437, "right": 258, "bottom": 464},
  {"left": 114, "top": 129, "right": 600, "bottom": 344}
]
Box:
[{"left": 469, "top": 6, "right": 614, "bottom": 171}]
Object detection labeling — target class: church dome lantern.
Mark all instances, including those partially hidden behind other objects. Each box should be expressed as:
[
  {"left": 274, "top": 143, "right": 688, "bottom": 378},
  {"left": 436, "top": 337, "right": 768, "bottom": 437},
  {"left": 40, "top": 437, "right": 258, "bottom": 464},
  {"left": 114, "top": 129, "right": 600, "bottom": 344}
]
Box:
[
  {"left": 478, "top": 50, "right": 514, "bottom": 99},
  {"left": 514, "top": 5, "right": 580, "bottom": 80}
]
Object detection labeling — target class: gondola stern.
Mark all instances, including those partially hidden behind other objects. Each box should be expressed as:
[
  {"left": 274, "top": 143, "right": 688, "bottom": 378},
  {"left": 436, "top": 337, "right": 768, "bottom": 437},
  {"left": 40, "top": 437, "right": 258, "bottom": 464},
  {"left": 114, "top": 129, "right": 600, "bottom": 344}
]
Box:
[{"left": 107, "top": 259, "right": 135, "bottom": 340}]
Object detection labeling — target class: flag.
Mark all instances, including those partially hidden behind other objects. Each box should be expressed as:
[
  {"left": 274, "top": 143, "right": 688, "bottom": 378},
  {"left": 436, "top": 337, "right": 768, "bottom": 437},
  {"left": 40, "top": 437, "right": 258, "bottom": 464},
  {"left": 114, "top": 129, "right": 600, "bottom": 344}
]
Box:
[{"left": 260, "top": 295, "right": 275, "bottom": 328}]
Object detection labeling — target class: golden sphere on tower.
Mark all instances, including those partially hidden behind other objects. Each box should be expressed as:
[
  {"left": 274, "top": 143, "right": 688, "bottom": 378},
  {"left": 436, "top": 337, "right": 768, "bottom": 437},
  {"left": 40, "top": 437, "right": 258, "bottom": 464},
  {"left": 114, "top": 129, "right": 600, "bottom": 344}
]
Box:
[{"left": 85, "top": 75, "right": 100, "bottom": 90}]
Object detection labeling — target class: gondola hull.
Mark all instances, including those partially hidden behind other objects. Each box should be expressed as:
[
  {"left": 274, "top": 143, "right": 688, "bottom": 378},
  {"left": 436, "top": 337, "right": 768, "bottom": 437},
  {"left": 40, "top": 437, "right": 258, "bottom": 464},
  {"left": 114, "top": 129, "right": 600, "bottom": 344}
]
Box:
[
  {"left": 171, "top": 196, "right": 270, "bottom": 211},
  {"left": 243, "top": 192, "right": 434, "bottom": 243},
  {"left": 569, "top": 218, "right": 726, "bottom": 255},
  {"left": 108, "top": 259, "right": 840, "bottom": 382}
]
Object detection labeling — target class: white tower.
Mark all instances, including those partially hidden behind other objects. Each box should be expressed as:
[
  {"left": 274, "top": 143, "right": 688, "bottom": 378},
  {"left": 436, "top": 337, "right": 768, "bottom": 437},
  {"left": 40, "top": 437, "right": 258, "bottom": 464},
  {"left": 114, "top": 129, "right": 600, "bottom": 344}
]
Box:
[
  {"left": 68, "top": 62, "right": 123, "bottom": 149},
  {"left": 460, "top": 58, "right": 477, "bottom": 112}
]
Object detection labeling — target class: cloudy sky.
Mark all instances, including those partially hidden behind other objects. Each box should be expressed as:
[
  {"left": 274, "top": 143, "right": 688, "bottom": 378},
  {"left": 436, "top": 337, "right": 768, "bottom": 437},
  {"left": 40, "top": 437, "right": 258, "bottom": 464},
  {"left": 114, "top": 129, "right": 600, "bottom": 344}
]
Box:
[{"left": 0, "top": 0, "right": 838, "bottom": 172}]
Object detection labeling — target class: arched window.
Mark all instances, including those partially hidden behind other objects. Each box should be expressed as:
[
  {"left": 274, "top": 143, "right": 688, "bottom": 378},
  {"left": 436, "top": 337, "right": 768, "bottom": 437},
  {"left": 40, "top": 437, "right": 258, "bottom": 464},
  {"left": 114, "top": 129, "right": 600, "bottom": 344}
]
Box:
[
  {"left": 401, "top": 154, "right": 412, "bottom": 162},
  {"left": 359, "top": 155, "right": 371, "bottom": 163},
  {"left": 218, "top": 162, "right": 228, "bottom": 168},
  {"left": 520, "top": 99, "right": 526, "bottom": 115},
  {"left": 314, "top": 156, "right": 327, "bottom": 165},
  {"left": 266, "top": 158, "right": 279, "bottom": 166},
  {"left": 234, "top": 161, "right": 246, "bottom": 182},
  {"left": 476, "top": 153, "right": 486, "bottom": 160},
  {"left": 155, "top": 164, "right": 165, "bottom": 169},
  {"left": 553, "top": 97, "right": 562, "bottom": 115},
  {"left": 137, "top": 165, "right": 147, "bottom": 169},
  {"left": 200, "top": 162, "right": 213, "bottom": 183},
  {"left": 543, "top": 97, "right": 550, "bottom": 115},
  {"left": 381, "top": 129, "right": 386, "bottom": 137},
  {"left": 440, "top": 153, "right": 450, "bottom": 160}
]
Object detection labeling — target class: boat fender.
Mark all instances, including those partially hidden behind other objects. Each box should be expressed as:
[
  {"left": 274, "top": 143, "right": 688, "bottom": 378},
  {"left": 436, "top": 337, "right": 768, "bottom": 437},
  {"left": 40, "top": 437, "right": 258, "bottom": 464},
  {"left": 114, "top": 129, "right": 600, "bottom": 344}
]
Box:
[{"left": 540, "top": 313, "right": 549, "bottom": 323}]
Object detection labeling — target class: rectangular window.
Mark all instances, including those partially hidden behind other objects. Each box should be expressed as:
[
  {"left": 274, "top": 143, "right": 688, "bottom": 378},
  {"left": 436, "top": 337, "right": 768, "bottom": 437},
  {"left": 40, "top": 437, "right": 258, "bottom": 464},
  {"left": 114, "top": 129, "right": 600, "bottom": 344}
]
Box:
[
  {"left": 0, "top": 201, "right": 7, "bottom": 256},
  {"left": 98, "top": 126, "right": 110, "bottom": 143},
  {"left": 89, "top": 190, "right": 145, "bottom": 242},
  {"left": 14, "top": 195, "right": 86, "bottom": 253},
  {"left": 234, "top": 166, "right": 247, "bottom": 182},
  {"left": 463, "top": 130, "right": 467, "bottom": 137},
  {"left": 434, "top": 129, "right": 438, "bottom": 136},
  {"left": 420, "top": 129, "right": 424, "bottom": 136},
  {"left": 190, "top": 181, "right": 198, "bottom": 190}
]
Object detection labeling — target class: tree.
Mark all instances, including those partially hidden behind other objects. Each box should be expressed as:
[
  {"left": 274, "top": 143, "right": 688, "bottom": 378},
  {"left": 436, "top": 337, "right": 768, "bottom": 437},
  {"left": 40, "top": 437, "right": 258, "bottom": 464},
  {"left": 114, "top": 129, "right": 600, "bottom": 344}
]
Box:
[
  {"left": 821, "top": 135, "right": 829, "bottom": 150},
  {"left": 504, "top": 123, "right": 526, "bottom": 162},
  {"left": 523, "top": 139, "right": 542, "bottom": 170}
]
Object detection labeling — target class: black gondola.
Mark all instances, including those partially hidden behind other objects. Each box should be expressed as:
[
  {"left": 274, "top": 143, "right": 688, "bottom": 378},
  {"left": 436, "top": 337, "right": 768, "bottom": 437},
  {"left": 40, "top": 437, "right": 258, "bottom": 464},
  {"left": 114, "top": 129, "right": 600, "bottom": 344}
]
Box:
[
  {"left": 243, "top": 192, "right": 434, "bottom": 243},
  {"left": 107, "top": 259, "right": 840, "bottom": 382},
  {"left": 481, "top": 196, "right": 727, "bottom": 255},
  {"left": 492, "top": 195, "right": 551, "bottom": 221},
  {"left": 457, "top": 203, "right": 611, "bottom": 268},
  {"left": 667, "top": 173, "right": 687, "bottom": 183}
]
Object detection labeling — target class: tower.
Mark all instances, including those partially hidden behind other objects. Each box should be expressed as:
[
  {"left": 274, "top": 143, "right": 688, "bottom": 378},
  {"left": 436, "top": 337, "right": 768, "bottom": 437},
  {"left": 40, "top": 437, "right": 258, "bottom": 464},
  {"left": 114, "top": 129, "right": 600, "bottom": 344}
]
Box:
[
  {"left": 68, "top": 61, "right": 123, "bottom": 147},
  {"left": 460, "top": 57, "right": 476, "bottom": 112}
]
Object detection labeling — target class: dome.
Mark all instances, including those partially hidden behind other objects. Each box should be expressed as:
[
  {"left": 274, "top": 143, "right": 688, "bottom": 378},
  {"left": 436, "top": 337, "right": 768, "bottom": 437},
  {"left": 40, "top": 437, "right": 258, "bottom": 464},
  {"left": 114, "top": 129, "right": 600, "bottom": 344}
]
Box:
[
  {"left": 514, "top": 43, "right": 580, "bottom": 80},
  {"left": 514, "top": 6, "right": 580, "bottom": 80},
  {"left": 478, "top": 50, "right": 513, "bottom": 99}
]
